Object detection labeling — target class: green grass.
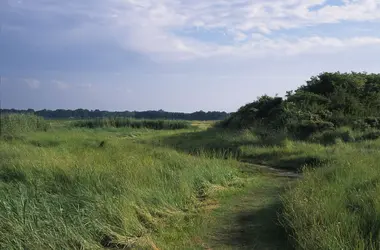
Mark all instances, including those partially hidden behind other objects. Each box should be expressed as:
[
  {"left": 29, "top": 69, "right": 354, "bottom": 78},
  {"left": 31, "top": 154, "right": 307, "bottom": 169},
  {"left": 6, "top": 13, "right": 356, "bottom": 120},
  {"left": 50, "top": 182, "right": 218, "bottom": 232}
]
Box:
[
  {"left": 282, "top": 140, "right": 380, "bottom": 250},
  {"left": 205, "top": 177, "right": 293, "bottom": 250},
  {"left": 0, "top": 117, "right": 298, "bottom": 250},
  {"left": 1, "top": 122, "right": 276, "bottom": 249},
  {"left": 150, "top": 125, "right": 380, "bottom": 249},
  {"left": 1, "top": 114, "right": 50, "bottom": 138},
  {"left": 7, "top": 116, "right": 380, "bottom": 249},
  {"left": 72, "top": 117, "right": 191, "bottom": 130},
  {"left": 152, "top": 128, "right": 332, "bottom": 171}
]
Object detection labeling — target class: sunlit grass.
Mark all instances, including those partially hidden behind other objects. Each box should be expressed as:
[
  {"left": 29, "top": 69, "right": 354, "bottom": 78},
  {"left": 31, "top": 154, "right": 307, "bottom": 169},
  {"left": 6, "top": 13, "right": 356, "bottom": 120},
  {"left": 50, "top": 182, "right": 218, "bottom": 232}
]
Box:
[
  {"left": 0, "top": 126, "right": 250, "bottom": 249},
  {"left": 282, "top": 139, "right": 380, "bottom": 250},
  {"left": 5, "top": 115, "right": 380, "bottom": 249}
]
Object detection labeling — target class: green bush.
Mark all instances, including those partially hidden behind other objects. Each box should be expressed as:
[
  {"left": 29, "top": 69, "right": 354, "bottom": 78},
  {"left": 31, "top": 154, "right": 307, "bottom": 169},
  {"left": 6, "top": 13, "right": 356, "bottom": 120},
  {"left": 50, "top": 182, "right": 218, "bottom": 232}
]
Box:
[
  {"left": 287, "top": 120, "right": 335, "bottom": 139},
  {"left": 357, "top": 131, "right": 380, "bottom": 141},
  {"left": 219, "top": 72, "right": 380, "bottom": 140},
  {"left": 309, "top": 127, "right": 355, "bottom": 144},
  {"left": 353, "top": 117, "right": 380, "bottom": 130},
  {"left": 364, "top": 117, "right": 380, "bottom": 128}
]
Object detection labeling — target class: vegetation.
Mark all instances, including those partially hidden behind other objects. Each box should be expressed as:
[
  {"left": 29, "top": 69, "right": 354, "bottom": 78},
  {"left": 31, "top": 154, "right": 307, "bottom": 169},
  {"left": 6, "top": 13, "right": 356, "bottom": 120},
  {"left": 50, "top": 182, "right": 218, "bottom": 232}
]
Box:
[
  {"left": 1, "top": 114, "right": 50, "bottom": 138},
  {"left": 282, "top": 140, "right": 380, "bottom": 250},
  {"left": 4, "top": 71, "right": 380, "bottom": 249},
  {"left": 215, "top": 71, "right": 380, "bottom": 249},
  {"left": 1, "top": 109, "right": 229, "bottom": 121},
  {"left": 0, "top": 127, "right": 244, "bottom": 249},
  {"left": 2, "top": 115, "right": 290, "bottom": 249},
  {"left": 72, "top": 117, "right": 192, "bottom": 130},
  {"left": 221, "top": 72, "right": 380, "bottom": 139}
]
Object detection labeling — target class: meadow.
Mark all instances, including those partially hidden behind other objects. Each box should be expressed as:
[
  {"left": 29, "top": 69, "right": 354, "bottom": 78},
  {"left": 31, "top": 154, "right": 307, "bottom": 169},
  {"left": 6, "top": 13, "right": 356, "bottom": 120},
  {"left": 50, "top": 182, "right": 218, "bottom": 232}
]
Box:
[
  {"left": 3, "top": 102, "right": 380, "bottom": 249},
  {"left": 0, "top": 114, "right": 293, "bottom": 249}
]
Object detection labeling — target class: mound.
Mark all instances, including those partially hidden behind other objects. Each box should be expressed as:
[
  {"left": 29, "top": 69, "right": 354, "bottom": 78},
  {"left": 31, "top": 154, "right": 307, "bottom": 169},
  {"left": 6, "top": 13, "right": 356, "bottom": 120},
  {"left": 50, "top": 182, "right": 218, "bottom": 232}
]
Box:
[{"left": 220, "top": 72, "right": 380, "bottom": 138}]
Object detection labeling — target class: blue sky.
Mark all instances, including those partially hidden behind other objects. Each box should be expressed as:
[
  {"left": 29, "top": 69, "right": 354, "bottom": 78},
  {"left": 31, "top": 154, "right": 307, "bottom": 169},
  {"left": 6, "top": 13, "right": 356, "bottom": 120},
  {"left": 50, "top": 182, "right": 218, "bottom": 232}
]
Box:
[{"left": 1, "top": 0, "right": 380, "bottom": 112}]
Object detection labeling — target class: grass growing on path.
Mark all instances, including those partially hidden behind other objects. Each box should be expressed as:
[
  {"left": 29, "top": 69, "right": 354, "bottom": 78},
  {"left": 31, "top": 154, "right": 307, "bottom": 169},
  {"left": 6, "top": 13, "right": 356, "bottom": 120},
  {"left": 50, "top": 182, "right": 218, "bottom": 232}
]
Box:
[{"left": 205, "top": 174, "right": 293, "bottom": 250}]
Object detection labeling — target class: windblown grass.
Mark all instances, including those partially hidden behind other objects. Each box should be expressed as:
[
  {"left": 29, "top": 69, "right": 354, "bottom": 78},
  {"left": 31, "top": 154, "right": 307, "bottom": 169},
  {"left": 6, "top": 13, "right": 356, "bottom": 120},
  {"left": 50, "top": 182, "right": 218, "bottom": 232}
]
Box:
[
  {"left": 0, "top": 128, "right": 245, "bottom": 249},
  {"left": 6, "top": 116, "right": 380, "bottom": 249}
]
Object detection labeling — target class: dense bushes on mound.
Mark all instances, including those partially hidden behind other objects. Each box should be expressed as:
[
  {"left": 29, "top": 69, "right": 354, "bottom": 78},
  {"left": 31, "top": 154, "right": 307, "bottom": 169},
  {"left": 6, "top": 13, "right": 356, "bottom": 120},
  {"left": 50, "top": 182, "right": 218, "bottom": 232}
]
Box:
[{"left": 220, "top": 72, "right": 380, "bottom": 139}]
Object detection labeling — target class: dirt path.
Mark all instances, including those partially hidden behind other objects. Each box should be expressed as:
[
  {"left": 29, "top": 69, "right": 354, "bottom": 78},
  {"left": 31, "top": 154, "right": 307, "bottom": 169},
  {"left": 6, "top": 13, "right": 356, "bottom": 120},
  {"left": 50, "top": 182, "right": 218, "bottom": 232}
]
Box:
[{"left": 203, "top": 166, "right": 297, "bottom": 250}]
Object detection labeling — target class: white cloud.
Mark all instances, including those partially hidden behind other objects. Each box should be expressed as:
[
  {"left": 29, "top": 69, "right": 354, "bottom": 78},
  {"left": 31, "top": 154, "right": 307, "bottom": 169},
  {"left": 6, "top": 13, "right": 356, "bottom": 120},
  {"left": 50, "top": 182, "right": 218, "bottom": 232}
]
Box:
[
  {"left": 24, "top": 78, "right": 41, "bottom": 89},
  {"left": 107, "top": 0, "right": 380, "bottom": 60},
  {"left": 78, "top": 83, "right": 93, "bottom": 89},
  {"left": 52, "top": 80, "right": 69, "bottom": 90},
  {"left": 7, "top": 0, "right": 380, "bottom": 61}
]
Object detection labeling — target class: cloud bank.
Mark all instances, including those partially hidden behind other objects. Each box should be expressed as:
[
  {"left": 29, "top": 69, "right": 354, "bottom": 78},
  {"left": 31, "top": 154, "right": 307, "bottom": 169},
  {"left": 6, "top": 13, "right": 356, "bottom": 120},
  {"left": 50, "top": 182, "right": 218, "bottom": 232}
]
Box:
[{"left": 2, "top": 0, "right": 380, "bottom": 111}]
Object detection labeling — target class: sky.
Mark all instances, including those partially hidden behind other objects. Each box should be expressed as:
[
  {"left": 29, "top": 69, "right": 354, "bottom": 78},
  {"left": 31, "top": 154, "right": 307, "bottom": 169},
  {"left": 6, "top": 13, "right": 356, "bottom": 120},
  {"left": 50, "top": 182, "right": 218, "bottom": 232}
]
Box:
[{"left": 1, "top": 0, "right": 380, "bottom": 112}]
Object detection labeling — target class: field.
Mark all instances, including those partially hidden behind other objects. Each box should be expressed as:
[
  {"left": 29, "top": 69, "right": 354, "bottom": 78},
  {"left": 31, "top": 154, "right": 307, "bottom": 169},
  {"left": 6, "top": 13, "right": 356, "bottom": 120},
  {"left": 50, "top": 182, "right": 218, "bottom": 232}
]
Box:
[
  {"left": 0, "top": 115, "right": 293, "bottom": 249},
  {"left": 3, "top": 114, "right": 380, "bottom": 249}
]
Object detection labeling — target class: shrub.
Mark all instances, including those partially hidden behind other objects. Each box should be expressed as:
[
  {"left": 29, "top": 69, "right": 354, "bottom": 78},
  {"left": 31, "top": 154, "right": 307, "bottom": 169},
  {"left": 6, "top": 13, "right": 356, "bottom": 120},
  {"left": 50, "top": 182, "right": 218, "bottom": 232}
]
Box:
[
  {"left": 218, "top": 72, "right": 380, "bottom": 138},
  {"left": 357, "top": 131, "right": 380, "bottom": 141},
  {"left": 353, "top": 119, "right": 371, "bottom": 131},
  {"left": 309, "top": 127, "right": 355, "bottom": 144},
  {"left": 364, "top": 117, "right": 380, "bottom": 128},
  {"left": 287, "top": 120, "right": 335, "bottom": 139}
]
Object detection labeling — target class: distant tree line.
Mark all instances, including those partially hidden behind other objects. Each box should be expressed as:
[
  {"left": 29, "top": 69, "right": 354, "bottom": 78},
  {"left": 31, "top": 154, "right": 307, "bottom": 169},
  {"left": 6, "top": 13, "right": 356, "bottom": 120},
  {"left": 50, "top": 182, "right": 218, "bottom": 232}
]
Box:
[{"left": 0, "top": 108, "right": 230, "bottom": 121}]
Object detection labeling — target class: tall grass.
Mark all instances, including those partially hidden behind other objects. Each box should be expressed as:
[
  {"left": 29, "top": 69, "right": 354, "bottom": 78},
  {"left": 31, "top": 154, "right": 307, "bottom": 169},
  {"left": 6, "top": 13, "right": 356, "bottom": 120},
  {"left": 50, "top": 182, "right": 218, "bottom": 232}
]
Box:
[
  {"left": 282, "top": 140, "right": 380, "bottom": 250},
  {"left": 73, "top": 117, "right": 191, "bottom": 130},
  {"left": 0, "top": 114, "right": 49, "bottom": 137},
  {"left": 158, "top": 125, "right": 380, "bottom": 248},
  {"left": 0, "top": 129, "right": 242, "bottom": 249}
]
